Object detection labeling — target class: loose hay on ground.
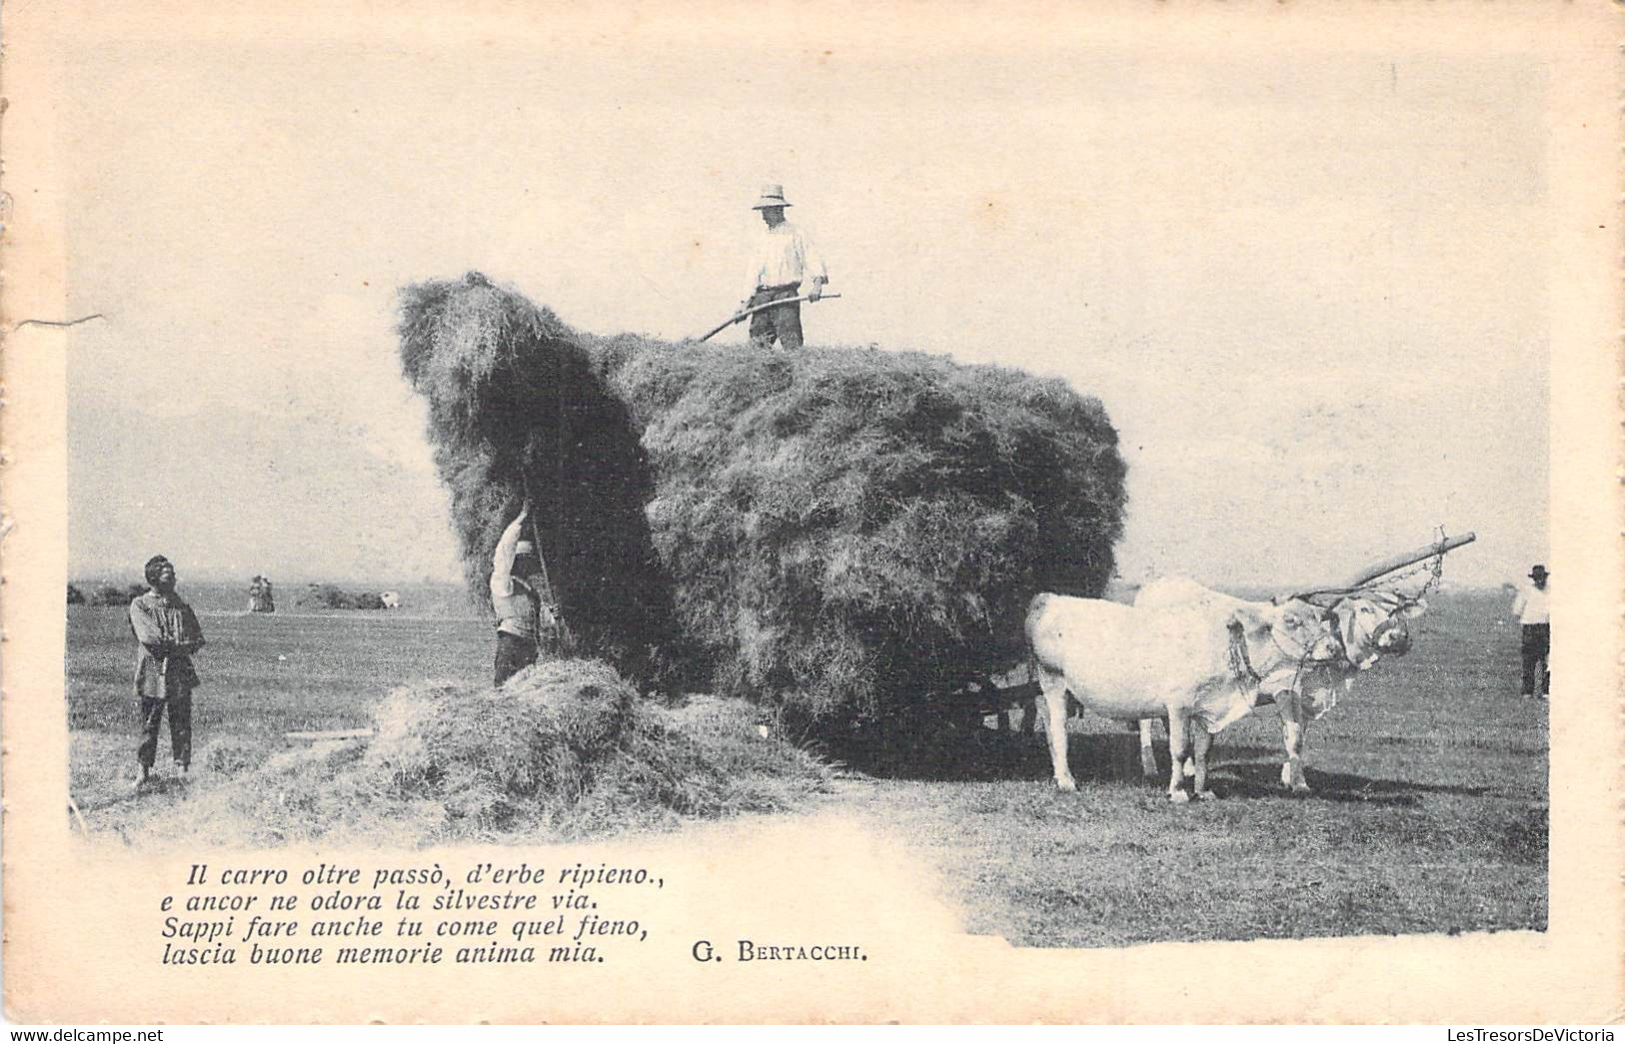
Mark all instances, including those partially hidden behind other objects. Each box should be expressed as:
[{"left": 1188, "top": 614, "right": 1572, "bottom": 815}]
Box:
[
  {"left": 201, "top": 740, "right": 264, "bottom": 778},
  {"left": 133, "top": 659, "right": 830, "bottom": 848}
]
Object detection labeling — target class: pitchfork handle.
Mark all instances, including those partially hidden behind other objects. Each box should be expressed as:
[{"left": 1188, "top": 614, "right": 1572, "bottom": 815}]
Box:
[{"left": 695, "top": 292, "right": 842, "bottom": 343}]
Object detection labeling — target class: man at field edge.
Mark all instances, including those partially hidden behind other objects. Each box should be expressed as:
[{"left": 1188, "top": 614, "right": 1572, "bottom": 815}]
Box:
[
  {"left": 741, "top": 184, "right": 829, "bottom": 350},
  {"left": 128, "top": 554, "right": 206, "bottom": 787},
  {"left": 1510, "top": 563, "right": 1550, "bottom": 700}
]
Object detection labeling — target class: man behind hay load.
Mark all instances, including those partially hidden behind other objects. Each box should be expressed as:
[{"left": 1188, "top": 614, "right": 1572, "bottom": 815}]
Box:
[
  {"left": 741, "top": 184, "right": 828, "bottom": 350},
  {"left": 491, "top": 505, "right": 556, "bottom": 684},
  {"left": 128, "top": 554, "right": 205, "bottom": 787}
]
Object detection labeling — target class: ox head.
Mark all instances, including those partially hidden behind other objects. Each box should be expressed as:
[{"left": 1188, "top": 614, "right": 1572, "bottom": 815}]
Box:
[
  {"left": 1226, "top": 598, "right": 1343, "bottom": 693},
  {"left": 1328, "top": 591, "right": 1427, "bottom": 669}
]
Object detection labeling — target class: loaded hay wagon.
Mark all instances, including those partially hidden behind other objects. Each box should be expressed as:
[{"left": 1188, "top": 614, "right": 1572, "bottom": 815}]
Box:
[
  {"left": 394, "top": 272, "right": 1129, "bottom": 748},
  {"left": 155, "top": 269, "right": 1131, "bottom": 843},
  {"left": 200, "top": 266, "right": 1127, "bottom": 845}
]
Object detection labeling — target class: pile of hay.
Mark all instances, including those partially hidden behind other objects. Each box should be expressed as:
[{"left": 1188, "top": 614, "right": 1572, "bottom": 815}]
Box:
[
  {"left": 398, "top": 275, "right": 681, "bottom": 683},
  {"left": 137, "top": 660, "right": 829, "bottom": 848},
  {"left": 398, "top": 273, "right": 1127, "bottom": 730}
]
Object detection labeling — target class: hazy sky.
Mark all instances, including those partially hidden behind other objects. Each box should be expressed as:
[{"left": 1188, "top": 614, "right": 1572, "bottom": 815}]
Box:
[{"left": 56, "top": 11, "right": 1549, "bottom": 588}]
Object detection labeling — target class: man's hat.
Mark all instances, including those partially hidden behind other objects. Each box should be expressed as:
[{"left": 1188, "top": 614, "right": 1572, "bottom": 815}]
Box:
[
  {"left": 1529, "top": 564, "right": 1548, "bottom": 580},
  {"left": 751, "top": 184, "right": 792, "bottom": 210}
]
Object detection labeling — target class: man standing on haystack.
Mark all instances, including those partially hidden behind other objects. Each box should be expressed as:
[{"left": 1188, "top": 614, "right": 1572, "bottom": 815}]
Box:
[
  {"left": 129, "top": 554, "right": 205, "bottom": 787},
  {"left": 491, "top": 505, "right": 556, "bottom": 685},
  {"left": 1510, "top": 563, "right": 1550, "bottom": 700},
  {"left": 741, "top": 184, "right": 829, "bottom": 350}
]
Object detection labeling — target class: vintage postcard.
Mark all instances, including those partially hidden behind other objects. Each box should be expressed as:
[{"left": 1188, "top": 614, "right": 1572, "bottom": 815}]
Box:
[{"left": 3, "top": 0, "right": 1619, "bottom": 1025}]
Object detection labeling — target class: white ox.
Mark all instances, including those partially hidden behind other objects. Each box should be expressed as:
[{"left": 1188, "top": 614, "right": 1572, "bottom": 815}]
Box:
[
  {"left": 1133, "top": 577, "right": 1425, "bottom": 791},
  {"left": 1024, "top": 592, "right": 1340, "bottom": 802}
]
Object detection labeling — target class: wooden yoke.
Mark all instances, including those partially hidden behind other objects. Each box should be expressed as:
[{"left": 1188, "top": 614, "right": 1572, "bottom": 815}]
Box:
[{"left": 1288, "top": 532, "right": 1477, "bottom": 602}]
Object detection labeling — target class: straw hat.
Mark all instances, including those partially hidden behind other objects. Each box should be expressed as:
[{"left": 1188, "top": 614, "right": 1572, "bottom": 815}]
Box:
[
  {"left": 751, "top": 184, "right": 792, "bottom": 210},
  {"left": 515, "top": 540, "right": 535, "bottom": 555}
]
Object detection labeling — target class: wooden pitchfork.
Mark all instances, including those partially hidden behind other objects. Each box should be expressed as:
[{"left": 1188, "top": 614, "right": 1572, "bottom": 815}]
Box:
[{"left": 695, "top": 292, "right": 842, "bottom": 342}]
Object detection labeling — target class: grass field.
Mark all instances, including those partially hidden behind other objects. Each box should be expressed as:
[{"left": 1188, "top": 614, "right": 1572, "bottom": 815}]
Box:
[
  {"left": 67, "top": 603, "right": 492, "bottom": 836},
  {"left": 65, "top": 587, "right": 1545, "bottom": 947}
]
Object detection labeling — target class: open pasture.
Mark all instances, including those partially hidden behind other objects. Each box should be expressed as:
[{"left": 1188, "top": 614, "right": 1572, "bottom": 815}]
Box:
[
  {"left": 65, "top": 588, "right": 1545, "bottom": 946},
  {"left": 67, "top": 602, "right": 491, "bottom": 831}
]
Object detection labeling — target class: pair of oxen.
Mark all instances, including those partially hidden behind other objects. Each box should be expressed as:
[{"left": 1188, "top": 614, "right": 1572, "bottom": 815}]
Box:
[{"left": 1023, "top": 578, "right": 1424, "bottom": 802}]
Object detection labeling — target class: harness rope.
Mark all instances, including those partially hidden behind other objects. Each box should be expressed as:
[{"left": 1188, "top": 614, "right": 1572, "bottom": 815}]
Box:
[
  {"left": 1292, "top": 537, "right": 1446, "bottom": 678},
  {"left": 1299, "top": 533, "right": 1447, "bottom": 609},
  {"left": 1240, "top": 618, "right": 1345, "bottom": 700},
  {"left": 1227, "top": 621, "right": 1262, "bottom": 692},
  {"left": 1222, "top": 535, "right": 1450, "bottom": 721}
]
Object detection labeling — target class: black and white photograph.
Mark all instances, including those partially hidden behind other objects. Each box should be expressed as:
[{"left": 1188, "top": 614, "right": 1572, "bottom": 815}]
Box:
[{"left": 3, "top": 0, "right": 1619, "bottom": 1026}]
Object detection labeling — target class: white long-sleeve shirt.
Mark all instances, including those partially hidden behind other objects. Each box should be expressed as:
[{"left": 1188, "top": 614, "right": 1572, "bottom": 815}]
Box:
[
  {"left": 1511, "top": 581, "right": 1550, "bottom": 625},
  {"left": 491, "top": 516, "right": 538, "bottom": 639},
  {"left": 744, "top": 221, "right": 828, "bottom": 299}
]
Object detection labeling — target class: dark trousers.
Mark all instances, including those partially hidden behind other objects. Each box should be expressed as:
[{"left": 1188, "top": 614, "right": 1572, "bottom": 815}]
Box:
[
  {"left": 1520, "top": 623, "right": 1550, "bottom": 696},
  {"left": 138, "top": 691, "right": 192, "bottom": 769},
  {"left": 494, "top": 631, "right": 538, "bottom": 686},
  {"left": 747, "top": 285, "right": 803, "bottom": 350}
]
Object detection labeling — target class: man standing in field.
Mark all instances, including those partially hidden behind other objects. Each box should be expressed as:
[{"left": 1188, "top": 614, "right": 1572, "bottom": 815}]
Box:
[
  {"left": 1510, "top": 564, "right": 1550, "bottom": 700},
  {"left": 247, "top": 574, "right": 275, "bottom": 613},
  {"left": 128, "top": 555, "right": 206, "bottom": 787},
  {"left": 741, "top": 184, "right": 829, "bottom": 350},
  {"left": 491, "top": 505, "right": 555, "bottom": 685}
]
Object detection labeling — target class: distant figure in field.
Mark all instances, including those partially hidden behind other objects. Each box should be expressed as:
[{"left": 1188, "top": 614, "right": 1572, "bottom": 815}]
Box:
[
  {"left": 128, "top": 555, "right": 206, "bottom": 786},
  {"left": 1510, "top": 564, "right": 1550, "bottom": 700},
  {"left": 247, "top": 574, "right": 275, "bottom": 613},
  {"left": 491, "top": 505, "right": 555, "bottom": 685},
  {"left": 379, "top": 591, "right": 401, "bottom": 610},
  {"left": 741, "top": 184, "right": 828, "bottom": 350}
]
